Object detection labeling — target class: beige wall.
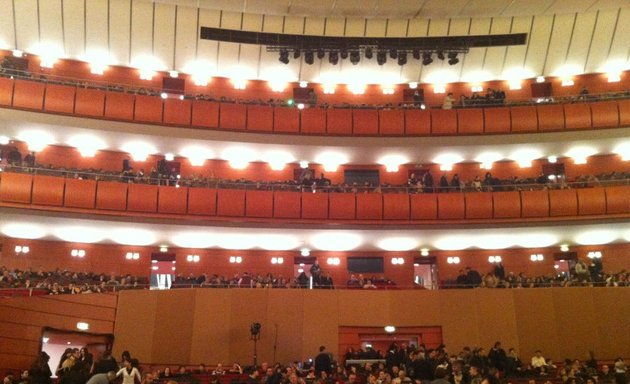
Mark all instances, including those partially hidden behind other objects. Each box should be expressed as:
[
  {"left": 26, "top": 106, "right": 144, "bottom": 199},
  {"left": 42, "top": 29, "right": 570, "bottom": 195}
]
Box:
[{"left": 113, "top": 288, "right": 630, "bottom": 367}]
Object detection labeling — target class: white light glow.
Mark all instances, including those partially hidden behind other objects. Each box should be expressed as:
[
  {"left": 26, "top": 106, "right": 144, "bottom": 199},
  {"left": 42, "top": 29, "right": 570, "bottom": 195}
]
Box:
[
  {"left": 548, "top": 156, "right": 558, "bottom": 163},
  {"left": 322, "top": 83, "right": 336, "bottom": 94},
  {"left": 54, "top": 227, "right": 105, "bottom": 243},
  {"left": 81, "top": 49, "right": 114, "bottom": 75},
  {"left": 171, "top": 233, "right": 215, "bottom": 248},
  {"left": 514, "top": 233, "right": 558, "bottom": 248},
  {"left": 76, "top": 322, "right": 90, "bottom": 331},
  {"left": 164, "top": 153, "right": 175, "bottom": 161},
  {"left": 510, "top": 148, "right": 542, "bottom": 168},
  {"left": 587, "top": 251, "right": 602, "bottom": 259},
  {"left": 299, "top": 81, "right": 308, "bottom": 88},
  {"left": 184, "top": 60, "right": 214, "bottom": 86},
  {"left": 530, "top": 254, "right": 544, "bottom": 261},
  {"left": 391, "top": 257, "right": 404, "bottom": 265},
  {"left": 169, "top": 70, "right": 179, "bottom": 78},
  {"left": 181, "top": 145, "right": 214, "bottom": 166},
  {"left": 67, "top": 134, "right": 106, "bottom": 157},
  {"left": 613, "top": 143, "right": 630, "bottom": 161},
  {"left": 262, "top": 150, "right": 295, "bottom": 171},
  {"left": 30, "top": 42, "right": 64, "bottom": 68},
  {"left": 300, "top": 248, "right": 310, "bottom": 257},
  {"left": 560, "top": 244, "right": 570, "bottom": 252},
  {"left": 379, "top": 155, "right": 408, "bottom": 173},
  {"left": 314, "top": 152, "right": 348, "bottom": 172},
  {"left": 433, "top": 153, "right": 463, "bottom": 171},
  {"left": 384, "top": 325, "right": 396, "bottom": 333},
  {"left": 12, "top": 49, "right": 23, "bottom": 57},
  {"left": 297, "top": 103, "right": 305, "bottom": 110},
  {"left": 110, "top": 228, "right": 156, "bottom": 246},
  {"left": 433, "top": 84, "right": 446, "bottom": 94},
  {"left": 0, "top": 135, "right": 9, "bottom": 145},
  {"left": 311, "top": 233, "right": 362, "bottom": 251},
  {"left": 434, "top": 235, "right": 473, "bottom": 251},
  {"left": 132, "top": 55, "right": 165, "bottom": 80},
  {"left": 475, "top": 152, "right": 503, "bottom": 170},
  {"left": 256, "top": 234, "right": 300, "bottom": 251},
  {"left": 217, "top": 235, "right": 256, "bottom": 250},
  {"left": 17, "top": 130, "right": 55, "bottom": 152},
  {"left": 408, "top": 82, "right": 418, "bottom": 89},
  {"left": 326, "top": 257, "right": 340, "bottom": 266},
  {"left": 420, "top": 248, "right": 430, "bottom": 257},
  {"left": 488, "top": 255, "right": 502, "bottom": 263},
  {"left": 120, "top": 141, "right": 157, "bottom": 161},
  {"left": 574, "top": 230, "right": 617, "bottom": 245},
  {"left": 561, "top": 78, "right": 574, "bottom": 87},
  {"left": 229, "top": 256, "right": 243, "bottom": 263},
  {"left": 446, "top": 256, "right": 461, "bottom": 264},
  {"left": 377, "top": 237, "right": 419, "bottom": 251},
  {"left": 222, "top": 147, "right": 256, "bottom": 169},
  {"left": 536, "top": 76, "right": 545, "bottom": 83},
  {"left": 299, "top": 160, "right": 309, "bottom": 169},
  {"left": 565, "top": 146, "right": 596, "bottom": 165},
  {"left": 2, "top": 223, "right": 46, "bottom": 239},
  {"left": 475, "top": 234, "right": 515, "bottom": 250},
  {"left": 348, "top": 82, "right": 366, "bottom": 95},
  {"left": 425, "top": 70, "right": 458, "bottom": 86}
]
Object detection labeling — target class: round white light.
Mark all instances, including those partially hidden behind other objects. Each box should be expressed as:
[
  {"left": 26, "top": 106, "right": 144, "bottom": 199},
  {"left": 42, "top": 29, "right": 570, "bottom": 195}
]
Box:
[
  {"left": 2, "top": 223, "right": 46, "bottom": 239},
  {"left": 384, "top": 325, "right": 396, "bottom": 333},
  {"left": 300, "top": 248, "right": 310, "bottom": 257},
  {"left": 67, "top": 134, "right": 106, "bottom": 157},
  {"left": 17, "top": 130, "right": 55, "bottom": 152},
  {"left": 299, "top": 161, "right": 309, "bottom": 169}
]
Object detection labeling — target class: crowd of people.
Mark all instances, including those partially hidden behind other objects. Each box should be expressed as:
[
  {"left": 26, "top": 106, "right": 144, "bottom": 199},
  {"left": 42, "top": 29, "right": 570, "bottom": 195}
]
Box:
[{"left": 8, "top": 342, "right": 628, "bottom": 384}]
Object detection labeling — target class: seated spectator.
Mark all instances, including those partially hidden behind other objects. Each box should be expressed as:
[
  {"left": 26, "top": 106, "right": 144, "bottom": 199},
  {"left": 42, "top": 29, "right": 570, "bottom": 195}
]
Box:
[{"left": 442, "top": 93, "right": 455, "bottom": 110}]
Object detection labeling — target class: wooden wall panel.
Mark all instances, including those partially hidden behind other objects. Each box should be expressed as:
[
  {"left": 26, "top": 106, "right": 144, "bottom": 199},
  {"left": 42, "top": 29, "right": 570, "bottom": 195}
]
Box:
[
  {"left": 464, "top": 192, "right": 493, "bottom": 219},
  {"left": 104, "top": 92, "right": 134, "bottom": 120},
  {"left": 492, "top": 191, "right": 521, "bottom": 218},
  {"left": 64, "top": 178, "right": 96, "bottom": 209},
  {"left": 563, "top": 103, "right": 592, "bottom": 130},
  {"left": 245, "top": 190, "right": 273, "bottom": 217},
  {"left": 127, "top": 184, "right": 158, "bottom": 212},
  {"left": 548, "top": 189, "right": 578, "bottom": 216},
  {"left": 187, "top": 188, "right": 217, "bottom": 215},
  {"left": 191, "top": 101, "right": 220, "bottom": 128},
  {"left": 437, "top": 193, "right": 465, "bottom": 219},
  {"left": 520, "top": 190, "right": 549, "bottom": 217},
  {"left": 301, "top": 192, "right": 328, "bottom": 219},
  {"left": 163, "top": 99, "right": 192, "bottom": 126},
  {"left": 383, "top": 194, "right": 410, "bottom": 220},
  {"left": 157, "top": 186, "right": 188, "bottom": 214},
  {"left": 0, "top": 77, "right": 13, "bottom": 106},
  {"left": 605, "top": 186, "right": 630, "bottom": 214},
  {"left": 31, "top": 175, "right": 65, "bottom": 206},
  {"left": 430, "top": 109, "right": 457, "bottom": 134},
  {"left": 246, "top": 105, "right": 273, "bottom": 132},
  {"left": 404, "top": 109, "right": 431, "bottom": 135},
  {"left": 590, "top": 101, "right": 619, "bottom": 128},
  {"left": 378, "top": 109, "right": 404, "bottom": 135},
  {"left": 537, "top": 104, "right": 565, "bottom": 131},
  {"left": 510, "top": 106, "right": 538, "bottom": 132},
  {"left": 43, "top": 84, "right": 75, "bottom": 114},
  {"left": 273, "top": 191, "right": 301, "bottom": 218},
  {"left": 12, "top": 80, "right": 45, "bottom": 110},
  {"left": 618, "top": 99, "right": 630, "bottom": 127},
  {"left": 74, "top": 88, "right": 105, "bottom": 117},
  {"left": 577, "top": 188, "right": 606, "bottom": 216},
  {"left": 134, "top": 95, "right": 163, "bottom": 123},
  {"left": 410, "top": 194, "right": 438, "bottom": 220},
  {"left": 273, "top": 107, "right": 300, "bottom": 133},
  {"left": 356, "top": 193, "right": 383, "bottom": 219},
  {"left": 216, "top": 189, "right": 245, "bottom": 216},
  {"left": 457, "top": 108, "right": 484, "bottom": 134},
  {"left": 219, "top": 103, "right": 247, "bottom": 130},
  {"left": 326, "top": 109, "right": 352, "bottom": 135},
  {"left": 352, "top": 109, "right": 379, "bottom": 135},
  {"left": 483, "top": 107, "right": 511, "bottom": 133},
  {"left": 0, "top": 172, "right": 33, "bottom": 203},
  {"left": 329, "top": 193, "right": 356, "bottom": 219},
  {"left": 300, "top": 108, "right": 326, "bottom": 134},
  {"left": 95, "top": 181, "right": 128, "bottom": 210}
]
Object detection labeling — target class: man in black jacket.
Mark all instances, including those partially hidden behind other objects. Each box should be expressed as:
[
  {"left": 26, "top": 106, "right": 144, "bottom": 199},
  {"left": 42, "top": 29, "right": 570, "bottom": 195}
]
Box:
[{"left": 314, "top": 346, "right": 332, "bottom": 375}]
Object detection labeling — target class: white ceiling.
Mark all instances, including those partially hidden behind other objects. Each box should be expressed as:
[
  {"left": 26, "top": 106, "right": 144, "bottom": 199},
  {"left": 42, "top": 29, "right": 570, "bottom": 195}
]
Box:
[
  {"left": 0, "top": 0, "right": 629, "bottom": 84},
  {"left": 2, "top": 210, "right": 629, "bottom": 251}
]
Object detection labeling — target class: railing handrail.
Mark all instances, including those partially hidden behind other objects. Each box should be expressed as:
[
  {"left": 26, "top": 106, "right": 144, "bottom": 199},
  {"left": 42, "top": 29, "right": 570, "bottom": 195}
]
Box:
[
  {"left": 2, "top": 66, "right": 630, "bottom": 110},
  {"left": 1, "top": 165, "right": 629, "bottom": 193}
]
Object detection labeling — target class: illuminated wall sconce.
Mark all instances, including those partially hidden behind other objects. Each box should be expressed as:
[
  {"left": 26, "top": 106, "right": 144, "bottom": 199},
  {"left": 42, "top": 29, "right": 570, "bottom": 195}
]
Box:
[
  {"left": 447, "top": 256, "right": 461, "bottom": 264},
  {"left": 15, "top": 245, "right": 30, "bottom": 254},
  {"left": 71, "top": 249, "right": 86, "bottom": 258},
  {"left": 186, "top": 254, "right": 200, "bottom": 263},
  {"left": 530, "top": 254, "right": 544, "bottom": 262},
  {"left": 587, "top": 251, "right": 602, "bottom": 259},
  {"left": 76, "top": 322, "right": 90, "bottom": 331},
  {"left": 229, "top": 256, "right": 243, "bottom": 264},
  {"left": 391, "top": 257, "right": 405, "bottom": 265},
  {"left": 125, "top": 252, "right": 140, "bottom": 260},
  {"left": 420, "top": 248, "right": 430, "bottom": 257},
  {"left": 326, "top": 257, "right": 340, "bottom": 266},
  {"left": 560, "top": 244, "right": 570, "bottom": 252},
  {"left": 488, "top": 255, "right": 502, "bottom": 263},
  {"left": 271, "top": 257, "right": 284, "bottom": 264}
]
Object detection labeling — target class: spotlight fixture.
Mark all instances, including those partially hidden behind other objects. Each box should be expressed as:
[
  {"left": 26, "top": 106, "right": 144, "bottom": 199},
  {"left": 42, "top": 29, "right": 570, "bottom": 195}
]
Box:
[
  {"left": 412, "top": 49, "right": 420, "bottom": 60},
  {"left": 317, "top": 49, "right": 325, "bottom": 59},
  {"left": 397, "top": 51, "right": 407, "bottom": 66},
  {"left": 365, "top": 47, "right": 373, "bottom": 59},
  {"left": 304, "top": 51, "right": 314, "bottom": 65},
  {"left": 250, "top": 322, "right": 262, "bottom": 336},
  {"left": 448, "top": 52, "right": 459, "bottom": 65},
  {"left": 389, "top": 49, "right": 398, "bottom": 59},
  {"left": 340, "top": 50, "right": 349, "bottom": 59},
  {"left": 377, "top": 51, "right": 387, "bottom": 65},
  {"left": 437, "top": 50, "right": 445, "bottom": 60},
  {"left": 279, "top": 50, "right": 289, "bottom": 64},
  {"left": 350, "top": 51, "right": 360, "bottom": 65},
  {"left": 293, "top": 50, "right": 301, "bottom": 59},
  {"left": 422, "top": 52, "right": 433, "bottom": 66},
  {"left": 329, "top": 51, "right": 339, "bottom": 65}
]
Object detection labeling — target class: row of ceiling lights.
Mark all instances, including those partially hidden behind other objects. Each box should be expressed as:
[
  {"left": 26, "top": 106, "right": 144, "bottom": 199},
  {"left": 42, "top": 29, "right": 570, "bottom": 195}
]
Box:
[
  {"left": 278, "top": 48, "right": 461, "bottom": 66},
  {"left": 4, "top": 133, "right": 630, "bottom": 173},
  {"left": 10, "top": 47, "right": 626, "bottom": 95}
]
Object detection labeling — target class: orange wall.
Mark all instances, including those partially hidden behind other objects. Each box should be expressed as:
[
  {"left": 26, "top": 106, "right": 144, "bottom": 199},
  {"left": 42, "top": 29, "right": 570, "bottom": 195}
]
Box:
[
  {"left": 113, "top": 288, "right": 630, "bottom": 368},
  {"left": 9, "top": 140, "right": 628, "bottom": 186},
  {"left": 2, "top": 237, "right": 629, "bottom": 288}
]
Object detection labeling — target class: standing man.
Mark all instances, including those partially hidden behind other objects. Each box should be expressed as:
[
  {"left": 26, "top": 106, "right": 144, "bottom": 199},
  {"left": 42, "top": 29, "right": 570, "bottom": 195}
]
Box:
[{"left": 314, "top": 346, "right": 332, "bottom": 375}]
